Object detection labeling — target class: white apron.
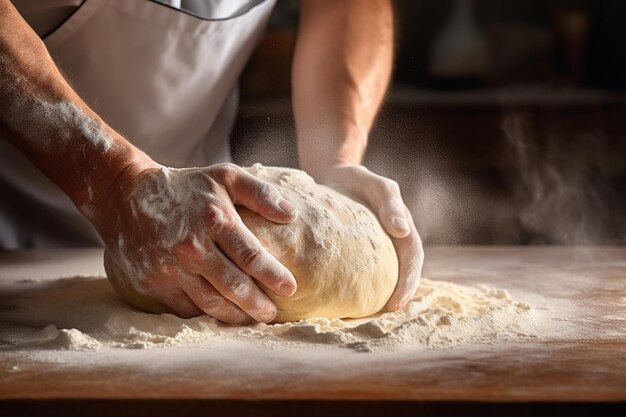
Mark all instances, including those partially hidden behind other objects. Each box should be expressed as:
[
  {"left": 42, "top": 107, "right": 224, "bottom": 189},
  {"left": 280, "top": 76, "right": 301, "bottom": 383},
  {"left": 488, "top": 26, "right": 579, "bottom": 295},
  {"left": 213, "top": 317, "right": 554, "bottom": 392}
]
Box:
[{"left": 0, "top": 0, "right": 275, "bottom": 249}]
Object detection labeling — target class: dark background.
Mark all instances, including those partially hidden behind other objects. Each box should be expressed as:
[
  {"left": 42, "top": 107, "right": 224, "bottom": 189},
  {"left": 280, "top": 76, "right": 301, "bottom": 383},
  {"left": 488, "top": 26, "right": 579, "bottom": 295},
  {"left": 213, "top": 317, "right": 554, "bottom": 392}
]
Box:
[{"left": 231, "top": 0, "right": 626, "bottom": 245}]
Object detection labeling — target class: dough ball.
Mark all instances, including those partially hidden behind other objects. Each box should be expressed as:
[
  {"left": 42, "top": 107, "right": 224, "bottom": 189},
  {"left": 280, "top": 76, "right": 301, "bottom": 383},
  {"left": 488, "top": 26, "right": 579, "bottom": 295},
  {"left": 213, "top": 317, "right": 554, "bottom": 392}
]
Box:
[{"left": 105, "top": 164, "right": 398, "bottom": 323}]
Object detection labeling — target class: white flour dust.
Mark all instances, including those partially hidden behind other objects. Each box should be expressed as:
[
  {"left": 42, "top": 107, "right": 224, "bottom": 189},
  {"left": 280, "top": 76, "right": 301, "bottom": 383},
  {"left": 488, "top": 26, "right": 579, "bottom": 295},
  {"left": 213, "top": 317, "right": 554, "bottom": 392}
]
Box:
[
  {"left": 0, "top": 54, "right": 112, "bottom": 153},
  {"left": 1, "top": 276, "right": 540, "bottom": 353}
]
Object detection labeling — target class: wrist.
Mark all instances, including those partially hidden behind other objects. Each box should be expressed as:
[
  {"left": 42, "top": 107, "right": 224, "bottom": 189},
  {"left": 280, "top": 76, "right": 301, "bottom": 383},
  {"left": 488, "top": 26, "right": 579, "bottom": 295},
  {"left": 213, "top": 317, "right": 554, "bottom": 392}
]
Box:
[
  {"left": 75, "top": 136, "right": 159, "bottom": 224},
  {"left": 299, "top": 123, "right": 367, "bottom": 184},
  {"left": 322, "top": 163, "right": 370, "bottom": 188}
]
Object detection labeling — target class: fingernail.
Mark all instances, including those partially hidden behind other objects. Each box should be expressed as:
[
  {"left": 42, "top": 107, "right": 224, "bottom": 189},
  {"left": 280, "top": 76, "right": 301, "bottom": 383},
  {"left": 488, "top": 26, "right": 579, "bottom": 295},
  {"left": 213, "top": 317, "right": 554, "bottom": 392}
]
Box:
[
  {"left": 260, "top": 303, "right": 277, "bottom": 322},
  {"left": 392, "top": 217, "right": 409, "bottom": 233},
  {"left": 280, "top": 280, "right": 297, "bottom": 297},
  {"left": 390, "top": 301, "right": 407, "bottom": 311},
  {"left": 391, "top": 297, "right": 405, "bottom": 310},
  {"left": 278, "top": 199, "right": 298, "bottom": 216}
]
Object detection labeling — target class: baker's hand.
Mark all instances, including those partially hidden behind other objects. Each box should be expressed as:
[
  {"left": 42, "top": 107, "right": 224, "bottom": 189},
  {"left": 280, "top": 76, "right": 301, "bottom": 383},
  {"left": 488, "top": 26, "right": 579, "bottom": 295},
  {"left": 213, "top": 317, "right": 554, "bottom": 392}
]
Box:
[
  {"left": 321, "top": 164, "right": 424, "bottom": 310},
  {"left": 92, "top": 162, "right": 298, "bottom": 325}
]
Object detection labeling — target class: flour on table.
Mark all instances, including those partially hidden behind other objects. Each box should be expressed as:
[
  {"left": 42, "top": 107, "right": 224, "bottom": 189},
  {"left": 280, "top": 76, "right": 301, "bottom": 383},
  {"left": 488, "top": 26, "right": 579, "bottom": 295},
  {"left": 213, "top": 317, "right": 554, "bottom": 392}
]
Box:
[{"left": 1, "top": 276, "right": 539, "bottom": 353}]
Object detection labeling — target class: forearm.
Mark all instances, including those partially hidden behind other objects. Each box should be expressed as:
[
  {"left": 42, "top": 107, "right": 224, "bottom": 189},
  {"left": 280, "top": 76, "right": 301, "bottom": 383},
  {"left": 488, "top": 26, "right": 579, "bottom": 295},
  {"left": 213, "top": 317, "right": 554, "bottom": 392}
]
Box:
[
  {"left": 293, "top": 0, "right": 393, "bottom": 181},
  {"left": 0, "top": 0, "right": 151, "bottom": 217}
]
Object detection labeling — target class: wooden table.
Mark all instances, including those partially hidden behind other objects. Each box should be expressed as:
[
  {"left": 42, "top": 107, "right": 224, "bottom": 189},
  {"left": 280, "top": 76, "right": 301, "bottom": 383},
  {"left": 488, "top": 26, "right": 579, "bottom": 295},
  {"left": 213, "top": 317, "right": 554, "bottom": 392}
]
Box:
[{"left": 0, "top": 246, "right": 625, "bottom": 416}]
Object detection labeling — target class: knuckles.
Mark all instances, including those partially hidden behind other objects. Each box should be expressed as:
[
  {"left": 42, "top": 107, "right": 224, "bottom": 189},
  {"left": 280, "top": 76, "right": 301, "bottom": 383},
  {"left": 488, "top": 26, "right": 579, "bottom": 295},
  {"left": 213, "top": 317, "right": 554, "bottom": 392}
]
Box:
[
  {"left": 253, "top": 181, "right": 278, "bottom": 203},
  {"left": 204, "top": 205, "right": 229, "bottom": 232},
  {"left": 210, "top": 162, "right": 240, "bottom": 185},
  {"left": 197, "top": 294, "right": 226, "bottom": 314},
  {"left": 341, "top": 166, "right": 402, "bottom": 199},
  {"left": 137, "top": 274, "right": 161, "bottom": 294},
  {"left": 223, "top": 278, "right": 251, "bottom": 299},
  {"left": 382, "top": 178, "right": 401, "bottom": 195},
  {"left": 238, "top": 246, "right": 264, "bottom": 270}
]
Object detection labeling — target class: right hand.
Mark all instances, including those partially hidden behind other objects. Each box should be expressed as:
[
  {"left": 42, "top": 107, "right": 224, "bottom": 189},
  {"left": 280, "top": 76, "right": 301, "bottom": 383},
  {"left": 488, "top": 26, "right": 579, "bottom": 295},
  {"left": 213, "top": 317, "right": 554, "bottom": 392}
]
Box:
[{"left": 92, "top": 161, "right": 299, "bottom": 325}]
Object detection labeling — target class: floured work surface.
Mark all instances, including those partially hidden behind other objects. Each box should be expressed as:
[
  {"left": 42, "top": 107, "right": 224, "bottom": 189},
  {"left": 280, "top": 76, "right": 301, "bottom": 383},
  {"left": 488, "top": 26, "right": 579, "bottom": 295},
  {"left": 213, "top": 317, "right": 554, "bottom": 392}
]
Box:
[{"left": 0, "top": 247, "right": 625, "bottom": 405}]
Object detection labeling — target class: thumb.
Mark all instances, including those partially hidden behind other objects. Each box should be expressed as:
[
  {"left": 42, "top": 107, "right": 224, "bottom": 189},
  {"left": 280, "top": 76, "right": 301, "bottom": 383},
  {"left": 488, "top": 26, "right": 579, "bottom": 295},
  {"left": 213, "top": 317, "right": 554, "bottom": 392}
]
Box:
[{"left": 219, "top": 165, "right": 298, "bottom": 223}]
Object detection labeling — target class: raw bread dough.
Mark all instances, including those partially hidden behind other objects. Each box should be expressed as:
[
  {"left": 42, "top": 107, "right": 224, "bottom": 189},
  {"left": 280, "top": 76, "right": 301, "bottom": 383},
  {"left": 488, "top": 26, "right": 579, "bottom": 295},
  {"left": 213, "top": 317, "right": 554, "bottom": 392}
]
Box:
[{"left": 105, "top": 164, "right": 398, "bottom": 323}]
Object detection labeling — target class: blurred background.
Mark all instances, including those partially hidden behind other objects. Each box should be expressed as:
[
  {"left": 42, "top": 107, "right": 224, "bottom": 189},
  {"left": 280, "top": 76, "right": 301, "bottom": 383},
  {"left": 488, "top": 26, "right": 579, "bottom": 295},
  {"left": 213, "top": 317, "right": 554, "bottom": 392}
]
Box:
[{"left": 231, "top": 0, "right": 625, "bottom": 245}]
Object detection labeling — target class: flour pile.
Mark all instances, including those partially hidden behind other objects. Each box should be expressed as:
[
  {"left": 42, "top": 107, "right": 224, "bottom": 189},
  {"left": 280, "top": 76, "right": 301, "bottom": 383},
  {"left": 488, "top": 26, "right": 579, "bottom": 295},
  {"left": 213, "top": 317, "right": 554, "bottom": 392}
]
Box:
[{"left": 1, "top": 276, "right": 539, "bottom": 353}]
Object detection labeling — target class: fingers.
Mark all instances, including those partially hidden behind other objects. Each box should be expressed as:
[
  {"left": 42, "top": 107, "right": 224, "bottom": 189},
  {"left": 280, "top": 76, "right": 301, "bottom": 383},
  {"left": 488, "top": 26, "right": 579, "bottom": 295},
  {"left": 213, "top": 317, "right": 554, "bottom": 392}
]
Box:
[
  {"left": 328, "top": 165, "right": 410, "bottom": 239},
  {"left": 179, "top": 276, "right": 254, "bottom": 325},
  {"left": 324, "top": 165, "right": 419, "bottom": 309},
  {"left": 215, "top": 164, "right": 298, "bottom": 224},
  {"left": 165, "top": 289, "right": 204, "bottom": 319},
  {"left": 214, "top": 213, "right": 297, "bottom": 298},
  {"left": 386, "top": 207, "right": 424, "bottom": 311},
  {"left": 198, "top": 244, "right": 279, "bottom": 323},
  {"left": 366, "top": 177, "right": 410, "bottom": 239},
  {"left": 149, "top": 262, "right": 256, "bottom": 325}
]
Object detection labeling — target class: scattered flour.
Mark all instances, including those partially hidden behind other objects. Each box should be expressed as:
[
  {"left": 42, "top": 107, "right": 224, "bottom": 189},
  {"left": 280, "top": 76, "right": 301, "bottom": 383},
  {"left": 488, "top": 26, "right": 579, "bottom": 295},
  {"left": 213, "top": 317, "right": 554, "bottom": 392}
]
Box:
[{"left": 1, "top": 276, "right": 540, "bottom": 353}]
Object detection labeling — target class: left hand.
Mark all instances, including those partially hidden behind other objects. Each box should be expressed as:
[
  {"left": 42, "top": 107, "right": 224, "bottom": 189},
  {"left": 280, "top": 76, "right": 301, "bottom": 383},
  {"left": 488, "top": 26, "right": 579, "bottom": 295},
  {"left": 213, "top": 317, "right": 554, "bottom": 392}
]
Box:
[{"left": 321, "top": 164, "right": 424, "bottom": 311}]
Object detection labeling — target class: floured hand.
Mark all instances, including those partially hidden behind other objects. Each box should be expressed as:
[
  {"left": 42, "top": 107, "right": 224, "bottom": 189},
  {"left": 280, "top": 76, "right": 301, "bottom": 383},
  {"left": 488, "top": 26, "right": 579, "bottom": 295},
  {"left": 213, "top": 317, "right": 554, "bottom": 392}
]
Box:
[
  {"left": 321, "top": 164, "right": 424, "bottom": 310},
  {"left": 92, "top": 162, "right": 298, "bottom": 325}
]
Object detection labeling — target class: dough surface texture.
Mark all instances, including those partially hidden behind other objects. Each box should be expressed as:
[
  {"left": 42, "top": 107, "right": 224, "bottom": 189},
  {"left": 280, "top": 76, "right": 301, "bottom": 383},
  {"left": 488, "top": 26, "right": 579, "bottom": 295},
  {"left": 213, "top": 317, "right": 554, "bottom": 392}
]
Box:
[{"left": 105, "top": 164, "right": 398, "bottom": 322}]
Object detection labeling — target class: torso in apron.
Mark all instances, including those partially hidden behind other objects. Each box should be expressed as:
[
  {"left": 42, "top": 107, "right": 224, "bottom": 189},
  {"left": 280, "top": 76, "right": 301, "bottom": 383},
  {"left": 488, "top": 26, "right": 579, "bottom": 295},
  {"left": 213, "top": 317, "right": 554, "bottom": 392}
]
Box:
[{"left": 0, "top": 0, "right": 275, "bottom": 249}]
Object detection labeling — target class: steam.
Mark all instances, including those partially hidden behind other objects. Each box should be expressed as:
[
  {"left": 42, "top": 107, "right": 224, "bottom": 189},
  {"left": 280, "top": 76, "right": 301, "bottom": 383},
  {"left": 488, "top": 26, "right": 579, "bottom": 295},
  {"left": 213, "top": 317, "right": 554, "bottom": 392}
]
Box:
[
  {"left": 502, "top": 112, "right": 620, "bottom": 244},
  {"left": 231, "top": 104, "right": 623, "bottom": 245}
]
